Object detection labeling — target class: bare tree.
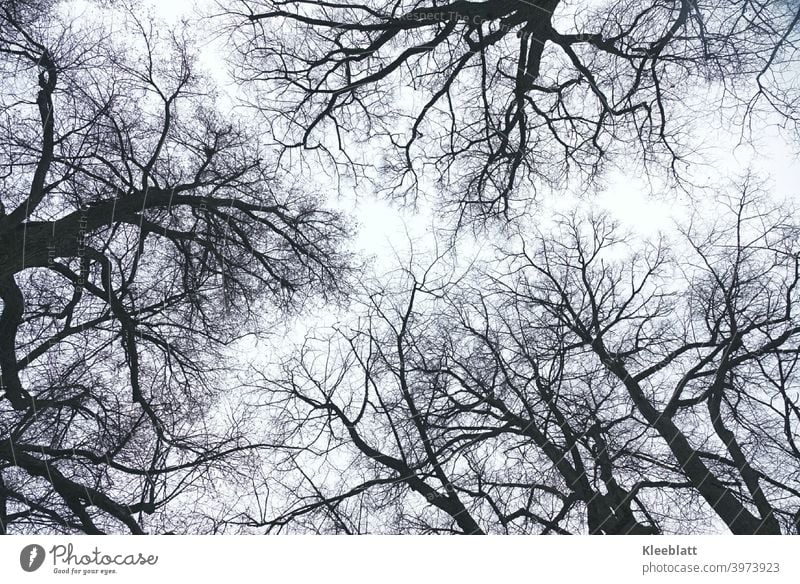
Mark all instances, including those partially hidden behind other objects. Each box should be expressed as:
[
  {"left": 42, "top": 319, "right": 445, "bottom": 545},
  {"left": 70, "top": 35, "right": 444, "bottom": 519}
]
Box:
[
  {"left": 224, "top": 0, "right": 800, "bottom": 221},
  {"left": 0, "top": 1, "right": 349, "bottom": 534},
  {"left": 252, "top": 186, "right": 800, "bottom": 534},
  {"left": 4, "top": 0, "right": 797, "bottom": 537}
]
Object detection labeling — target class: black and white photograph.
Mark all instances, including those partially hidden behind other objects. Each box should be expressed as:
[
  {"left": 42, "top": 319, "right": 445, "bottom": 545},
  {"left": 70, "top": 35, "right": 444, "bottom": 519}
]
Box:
[{"left": 1, "top": 0, "right": 799, "bottom": 578}]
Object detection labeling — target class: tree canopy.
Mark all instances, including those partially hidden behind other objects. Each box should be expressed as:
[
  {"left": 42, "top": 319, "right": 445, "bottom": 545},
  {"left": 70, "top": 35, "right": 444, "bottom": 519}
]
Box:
[
  {"left": 251, "top": 189, "right": 800, "bottom": 534},
  {"left": 0, "top": 0, "right": 348, "bottom": 533},
  {"left": 228, "top": 0, "right": 800, "bottom": 219},
  {"left": 1, "top": 0, "right": 798, "bottom": 534}
]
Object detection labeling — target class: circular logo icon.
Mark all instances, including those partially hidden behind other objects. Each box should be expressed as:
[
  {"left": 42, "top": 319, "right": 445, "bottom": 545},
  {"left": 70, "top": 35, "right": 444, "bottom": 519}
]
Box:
[{"left": 20, "top": 544, "right": 46, "bottom": 572}]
